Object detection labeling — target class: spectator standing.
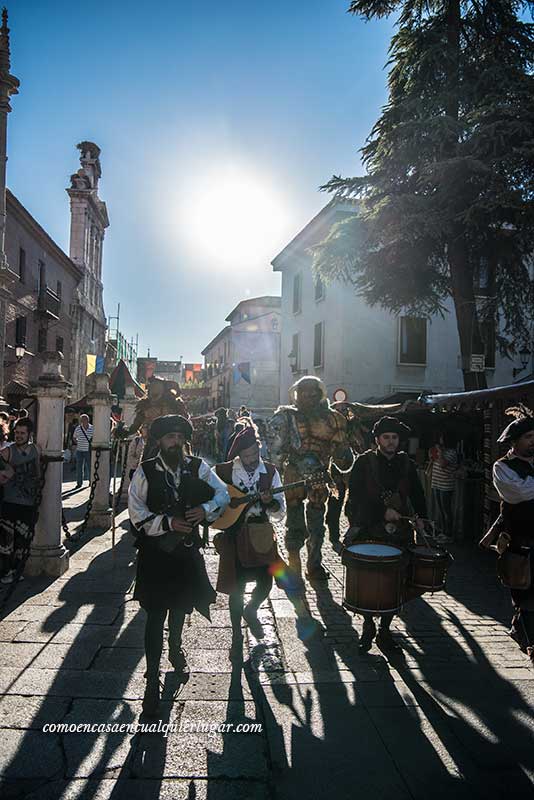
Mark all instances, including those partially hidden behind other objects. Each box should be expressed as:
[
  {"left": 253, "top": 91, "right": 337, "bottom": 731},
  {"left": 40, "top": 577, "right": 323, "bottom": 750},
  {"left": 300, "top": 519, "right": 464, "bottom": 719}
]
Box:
[
  {"left": 73, "top": 414, "right": 93, "bottom": 487},
  {"left": 429, "top": 432, "right": 459, "bottom": 543},
  {"left": 0, "top": 418, "right": 40, "bottom": 584}
]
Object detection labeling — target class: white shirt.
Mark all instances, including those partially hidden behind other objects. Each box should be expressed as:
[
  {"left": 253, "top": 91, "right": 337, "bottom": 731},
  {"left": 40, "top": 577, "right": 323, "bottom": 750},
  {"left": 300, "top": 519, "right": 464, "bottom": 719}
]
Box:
[
  {"left": 128, "top": 454, "right": 230, "bottom": 536},
  {"left": 227, "top": 456, "right": 286, "bottom": 523},
  {"left": 73, "top": 424, "right": 93, "bottom": 452},
  {"left": 493, "top": 455, "right": 534, "bottom": 505}
]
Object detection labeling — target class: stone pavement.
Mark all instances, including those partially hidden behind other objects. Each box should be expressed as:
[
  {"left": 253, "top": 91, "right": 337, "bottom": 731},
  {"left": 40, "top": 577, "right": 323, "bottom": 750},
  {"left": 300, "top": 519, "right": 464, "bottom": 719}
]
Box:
[{"left": 1, "top": 481, "right": 534, "bottom": 799}]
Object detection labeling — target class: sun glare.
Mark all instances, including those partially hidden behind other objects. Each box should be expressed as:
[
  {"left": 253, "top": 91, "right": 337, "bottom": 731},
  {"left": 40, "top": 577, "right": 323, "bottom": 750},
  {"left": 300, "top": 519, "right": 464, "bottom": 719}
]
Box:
[{"left": 178, "top": 165, "right": 290, "bottom": 270}]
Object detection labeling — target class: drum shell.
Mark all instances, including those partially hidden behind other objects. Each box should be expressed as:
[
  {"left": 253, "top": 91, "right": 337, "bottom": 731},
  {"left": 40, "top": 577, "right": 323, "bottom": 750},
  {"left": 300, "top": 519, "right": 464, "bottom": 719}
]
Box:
[
  {"left": 408, "top": 546, "right": 450, "bottom": 592},
  {"left": 342, "top": 542, "right": 408, "bottom": 615}
]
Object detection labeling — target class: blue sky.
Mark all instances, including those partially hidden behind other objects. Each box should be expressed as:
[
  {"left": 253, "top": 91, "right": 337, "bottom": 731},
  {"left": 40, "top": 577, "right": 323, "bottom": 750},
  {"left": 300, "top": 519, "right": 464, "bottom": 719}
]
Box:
[{"left": 7, "top": 0, "right": 393, "bottom": 361}]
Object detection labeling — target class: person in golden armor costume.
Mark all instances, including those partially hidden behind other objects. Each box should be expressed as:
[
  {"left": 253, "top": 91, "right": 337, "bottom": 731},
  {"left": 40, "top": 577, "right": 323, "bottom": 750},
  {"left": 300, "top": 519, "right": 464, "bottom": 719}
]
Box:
[
  {"left": 128, "top": 377, "right": 189, "bottom": 460},
  {"left": 267, "top": 376, "right": 353, "bottom": 583}
]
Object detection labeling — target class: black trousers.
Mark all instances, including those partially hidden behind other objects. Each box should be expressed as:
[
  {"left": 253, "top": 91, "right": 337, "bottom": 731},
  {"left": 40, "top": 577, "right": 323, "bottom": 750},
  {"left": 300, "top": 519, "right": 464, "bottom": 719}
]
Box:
[
  {"left": 144, "top": 607, "right": 185, "bottom": 678},
  {"left": 229, "top": 568, "right": 273, "bottom": 635},
  {"left": 326, "top": 484, "right": 346, "bottom": 542},
  {"left": 362, "top": 612, "right": 394, "bottom": 630}
]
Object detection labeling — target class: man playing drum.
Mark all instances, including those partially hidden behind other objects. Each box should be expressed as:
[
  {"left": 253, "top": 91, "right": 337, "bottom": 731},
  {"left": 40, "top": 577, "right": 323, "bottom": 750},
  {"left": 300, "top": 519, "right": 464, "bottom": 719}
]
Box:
[{"left": 345, "top": 416, "right": 427, "bottom": 652}]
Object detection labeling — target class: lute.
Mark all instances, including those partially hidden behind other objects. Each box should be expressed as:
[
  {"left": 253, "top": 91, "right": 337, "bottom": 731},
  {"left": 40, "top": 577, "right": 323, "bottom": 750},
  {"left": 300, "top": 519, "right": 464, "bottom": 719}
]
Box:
[{"left": 212, "top": 471, "right": 326, "bottom": 531}]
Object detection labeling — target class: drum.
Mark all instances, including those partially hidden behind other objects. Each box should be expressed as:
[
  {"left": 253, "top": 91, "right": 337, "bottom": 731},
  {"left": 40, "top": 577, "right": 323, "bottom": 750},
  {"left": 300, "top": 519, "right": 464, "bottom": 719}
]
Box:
[
  {"left": 342, "top": 541, "right": 407, "bottom": 615},
  {"left": 408, "top": 545, "right": 451, "bottom": 592}
]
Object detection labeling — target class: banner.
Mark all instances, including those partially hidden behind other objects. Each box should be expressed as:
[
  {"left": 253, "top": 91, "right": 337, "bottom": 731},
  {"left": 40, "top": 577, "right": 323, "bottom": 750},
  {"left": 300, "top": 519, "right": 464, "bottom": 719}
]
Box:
[
  {"left": 233, "top": 362, "right": 251, "bottom": 384},
  {"left": 86, "top": 354, "right": 96, "bottom": 376}
]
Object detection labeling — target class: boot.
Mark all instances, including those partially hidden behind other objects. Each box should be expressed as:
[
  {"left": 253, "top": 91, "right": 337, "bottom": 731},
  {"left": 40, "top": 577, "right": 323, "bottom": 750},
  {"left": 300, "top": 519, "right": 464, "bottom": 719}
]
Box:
[
  {"left": 169, "top": 647, "right": 189, "bottom": 674},
  {"left": 359, "top": 618, "right": 376, "bottom": 652},
  {"left": 142, "top": 673, "right": 161, "bottom": 717},
  {"left": 376, "top": 618, "right": 401, "bottom": 652}
]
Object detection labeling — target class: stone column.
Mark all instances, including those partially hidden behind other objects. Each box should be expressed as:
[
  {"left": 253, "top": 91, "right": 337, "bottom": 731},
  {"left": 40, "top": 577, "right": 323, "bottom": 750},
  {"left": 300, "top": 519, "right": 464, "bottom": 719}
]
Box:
[
  {"left": 25, "top": 353, "right": 71, "bottom": 577},
  {"left": 119, "top": 384, "right": 138, "bottom": 498},
  {"left": 121, "top": 384, "right": 137, "bottom": 429},
  {"left": 87, "top": 372, "right": 115, "bottom": 527}
]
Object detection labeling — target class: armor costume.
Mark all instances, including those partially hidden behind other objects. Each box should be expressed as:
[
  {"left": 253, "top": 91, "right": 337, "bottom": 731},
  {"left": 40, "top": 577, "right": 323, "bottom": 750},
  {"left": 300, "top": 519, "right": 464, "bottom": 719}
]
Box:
[
  {"left": 128, "top": 378, "right": 189, "bottom": 460},
  {"left": 267, "top": 377, "right": 353, "bottom": 579}
]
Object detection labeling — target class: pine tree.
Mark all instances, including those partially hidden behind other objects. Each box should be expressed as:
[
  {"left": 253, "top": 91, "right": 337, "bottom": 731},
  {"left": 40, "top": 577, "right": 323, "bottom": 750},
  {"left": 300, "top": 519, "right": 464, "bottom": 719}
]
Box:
[{"left": 314, "top": 1, "right": 534, "bottom": 390}]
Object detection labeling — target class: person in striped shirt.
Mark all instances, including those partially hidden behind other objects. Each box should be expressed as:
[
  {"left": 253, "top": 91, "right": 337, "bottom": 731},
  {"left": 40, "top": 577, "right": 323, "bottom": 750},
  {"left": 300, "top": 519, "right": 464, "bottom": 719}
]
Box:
[
  {"left": 429, "top": 432, "right": 459, "bottom": 543},
  {"left": 73, "top": 414, "right": 93, "bottom": 487}
]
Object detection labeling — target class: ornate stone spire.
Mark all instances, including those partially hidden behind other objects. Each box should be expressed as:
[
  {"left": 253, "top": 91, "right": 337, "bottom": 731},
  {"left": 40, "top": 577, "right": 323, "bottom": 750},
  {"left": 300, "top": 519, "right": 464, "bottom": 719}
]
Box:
[{"left": 0, "top": 8, "right": 11, "bottom": 74}]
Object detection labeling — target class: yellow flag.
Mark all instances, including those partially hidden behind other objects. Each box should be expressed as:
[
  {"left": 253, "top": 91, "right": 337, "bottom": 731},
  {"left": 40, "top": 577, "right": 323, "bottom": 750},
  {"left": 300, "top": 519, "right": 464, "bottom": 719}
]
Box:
[{"left": 86, "top": 354, "right": 97, "bottom": 376}]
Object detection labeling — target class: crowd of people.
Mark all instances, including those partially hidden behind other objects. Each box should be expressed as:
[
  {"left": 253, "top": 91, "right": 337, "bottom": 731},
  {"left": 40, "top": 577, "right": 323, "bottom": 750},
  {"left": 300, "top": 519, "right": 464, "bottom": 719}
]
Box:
[
  {"left": 125, "top": 377, "right": 534, "bottom": 716},
  {"left": 1, "top": 378, "right": 532, "bottom": 721}
]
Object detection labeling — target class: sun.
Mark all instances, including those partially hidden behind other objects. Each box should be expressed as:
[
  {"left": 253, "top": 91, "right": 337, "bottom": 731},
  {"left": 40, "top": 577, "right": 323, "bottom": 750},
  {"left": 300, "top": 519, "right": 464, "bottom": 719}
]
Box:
[{"left": 178, "top": 164, "right": 290, "bottom": 270}]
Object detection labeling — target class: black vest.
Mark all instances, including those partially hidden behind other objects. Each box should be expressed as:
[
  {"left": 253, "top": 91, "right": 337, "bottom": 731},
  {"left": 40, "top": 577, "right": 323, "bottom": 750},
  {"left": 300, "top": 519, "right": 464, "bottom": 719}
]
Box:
[
  {"left": 498, "top": 453, "right": 534, "bottom": 535},
  {"left": 141, "top": 455, "right": 212, "bottom": 517}
]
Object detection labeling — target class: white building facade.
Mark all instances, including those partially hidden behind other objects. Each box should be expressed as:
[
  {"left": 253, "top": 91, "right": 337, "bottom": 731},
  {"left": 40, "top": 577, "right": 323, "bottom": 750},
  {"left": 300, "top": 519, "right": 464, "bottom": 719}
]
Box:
[
  {"left": 273, "top": 201, "right": 518, "bottom": 405},
  {"left": 202, "top": 296, "right": 281, "bottom": 414}
]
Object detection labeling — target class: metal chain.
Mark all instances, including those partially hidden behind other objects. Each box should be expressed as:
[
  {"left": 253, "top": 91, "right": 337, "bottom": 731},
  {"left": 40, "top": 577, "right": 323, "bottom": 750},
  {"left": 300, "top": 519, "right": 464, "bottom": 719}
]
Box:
[{"left": 70, "top": 448, "right": 102, "bottom": 541}]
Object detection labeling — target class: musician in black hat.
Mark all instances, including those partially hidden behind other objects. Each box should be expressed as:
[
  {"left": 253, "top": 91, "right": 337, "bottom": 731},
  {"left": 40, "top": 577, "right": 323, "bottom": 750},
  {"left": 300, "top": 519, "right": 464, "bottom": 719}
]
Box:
[
  {"left": 345, "top": 416, "right": 427, "bottom": 652},
  {"left": 493, "top": 406, "right": 534, "bottom": 664},
  {"left": 128, "top": 414, "right": 230, "bottom": 716}
]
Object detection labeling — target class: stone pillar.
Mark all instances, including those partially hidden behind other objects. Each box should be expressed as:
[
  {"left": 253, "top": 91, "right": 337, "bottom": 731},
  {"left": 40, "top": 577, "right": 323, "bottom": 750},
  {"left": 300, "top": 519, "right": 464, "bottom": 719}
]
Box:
[
  {"left": 119, "top": 384, "right": 138, "bottom": 498},
  {"left": 121, "top": 384, "right": 137, "bottom": 429},
  {"left": 87, "top": 373, "right": 115, "bottom": 527},
  {"left": 26, "top": 353, "right": 71, "bottom": 577}
]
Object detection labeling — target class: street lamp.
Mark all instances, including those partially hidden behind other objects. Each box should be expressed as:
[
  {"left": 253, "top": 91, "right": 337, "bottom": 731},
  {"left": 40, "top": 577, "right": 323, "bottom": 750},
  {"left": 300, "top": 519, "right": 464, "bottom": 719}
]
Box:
[
  {"left": 4, "top": 343, "right": 26, "bottom": 367},
  {"left": 513, "top": 346, "right": 531, "bottom": 378}
]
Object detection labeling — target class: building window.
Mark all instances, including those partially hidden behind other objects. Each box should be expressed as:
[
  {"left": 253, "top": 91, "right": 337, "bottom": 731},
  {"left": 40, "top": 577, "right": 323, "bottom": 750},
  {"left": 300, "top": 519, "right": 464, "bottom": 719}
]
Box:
[
  {"left": 38, "top": 260, "right": 46, "bottom": 294},
  {"left": 56, "top": 280, "right": 62, "bottom": 300},
  {"left": 314, "top": 275, "right": 325, "bottom": 302},
  {"left": 314, "top": 322, "right": 324, "bottom": 368},
  {"left": 15, "top": 316, "right": 26, "bottom": 345},
  {"left": 480, "top": 319, "right": 496, "bottom": 369},
  {"left": 56, "top": 336, "right": 64, "bottom": 354},
  {"left": 18, "top": 248, "right": 26, "bottom": 283},
  {"left": 91, "top": 319, "right": 95, "bottom": 341},
  {"left": 399, "top": 317, "right": 427, "bottom": 365},
  {"left": 292, "top": 273, "right": 302, "bottom": 315},
  {"left": 290, "top": 332, "right": 300, "bottom": 373},
  {"left": 38, "top": 328, "right": 47, "bottom": 353}
]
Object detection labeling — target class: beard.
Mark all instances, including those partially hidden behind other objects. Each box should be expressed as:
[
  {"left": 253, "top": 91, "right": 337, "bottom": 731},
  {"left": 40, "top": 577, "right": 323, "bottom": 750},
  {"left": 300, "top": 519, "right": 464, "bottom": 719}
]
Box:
[{"left": 161, "top": 445, "right": 183, "bottom": 469}]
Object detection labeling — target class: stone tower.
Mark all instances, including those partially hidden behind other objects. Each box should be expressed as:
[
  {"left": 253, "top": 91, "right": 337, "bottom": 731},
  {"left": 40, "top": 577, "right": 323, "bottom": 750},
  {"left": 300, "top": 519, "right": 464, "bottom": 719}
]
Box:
[
  {"left": 0, "top": 8, "right": 19, "bottom": 399},
  {"left": 66, "top": 142, "right": 109, "bottom": 398}
]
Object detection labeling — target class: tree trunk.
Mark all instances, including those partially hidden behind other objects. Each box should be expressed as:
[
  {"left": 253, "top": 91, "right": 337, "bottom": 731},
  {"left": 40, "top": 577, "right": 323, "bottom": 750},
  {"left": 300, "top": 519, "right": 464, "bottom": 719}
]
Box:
[
  {"left": 444, "top": 0, "right": 487, "bottom": 391},
  {"left": 449, "top": 235, "right": 488, "bottom": 391}
]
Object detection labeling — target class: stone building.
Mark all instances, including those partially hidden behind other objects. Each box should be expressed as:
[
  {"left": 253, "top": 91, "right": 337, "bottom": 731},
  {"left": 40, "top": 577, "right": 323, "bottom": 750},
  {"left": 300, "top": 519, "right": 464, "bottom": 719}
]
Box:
[
  {"left": 0, "top": 13, "right": 109, "bottom": 403},
  {"left": 201, "top": 296, "right": 281, "bottom": 413},
  {"left": 273, "top": 200, "right": 519, "bottom": 404},
  {"left": 2, "top": 143, "right": 109, "bottom": 403},
  {"left": 4, "top": 190, "right": 82, "bottom": 402}
]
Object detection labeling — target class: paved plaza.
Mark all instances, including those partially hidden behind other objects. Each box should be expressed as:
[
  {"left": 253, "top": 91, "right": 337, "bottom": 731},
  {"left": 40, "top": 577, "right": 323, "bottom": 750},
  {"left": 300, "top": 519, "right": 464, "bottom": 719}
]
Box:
[{"left": 0, "top": 479, "right": 533, "bottom": 799}]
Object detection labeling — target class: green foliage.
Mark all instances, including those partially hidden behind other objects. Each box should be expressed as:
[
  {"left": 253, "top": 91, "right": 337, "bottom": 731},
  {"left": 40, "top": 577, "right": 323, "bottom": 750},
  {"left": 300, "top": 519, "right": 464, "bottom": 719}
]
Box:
[{"left": 315, "top": 0, "right": 534, "bottom": 364}]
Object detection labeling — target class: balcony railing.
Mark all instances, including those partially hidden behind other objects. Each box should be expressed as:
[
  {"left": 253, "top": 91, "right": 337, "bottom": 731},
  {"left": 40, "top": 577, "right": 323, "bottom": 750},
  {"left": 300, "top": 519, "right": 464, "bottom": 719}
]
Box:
[{"left": 36, "top": 286, "right": 60, "bottom": 321}]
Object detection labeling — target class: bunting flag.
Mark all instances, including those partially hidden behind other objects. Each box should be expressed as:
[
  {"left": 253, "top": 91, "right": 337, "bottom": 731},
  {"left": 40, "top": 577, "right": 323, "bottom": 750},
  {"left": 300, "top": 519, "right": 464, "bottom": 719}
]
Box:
[
  {"left": 86, "top": 354, "right": 97, "bottom": 376},
  {"left": 95, "top": 356, "right": 105, "bottom": 374},
  {"left": 233, "top": 362, "right": 251, "bottom": 384}
]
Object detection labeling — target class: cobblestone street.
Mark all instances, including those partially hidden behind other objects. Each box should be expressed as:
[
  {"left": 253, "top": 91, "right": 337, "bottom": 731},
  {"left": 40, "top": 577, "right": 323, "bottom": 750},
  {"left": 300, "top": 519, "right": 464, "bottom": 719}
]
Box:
[{"left": 0, "top": 481, "right": 533, "bottom": 799}]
